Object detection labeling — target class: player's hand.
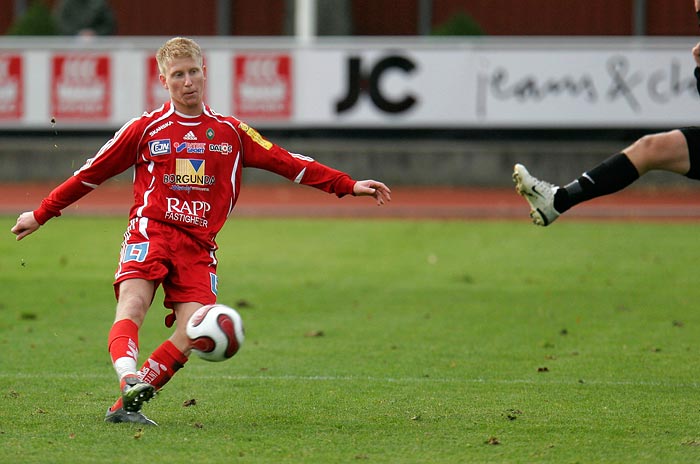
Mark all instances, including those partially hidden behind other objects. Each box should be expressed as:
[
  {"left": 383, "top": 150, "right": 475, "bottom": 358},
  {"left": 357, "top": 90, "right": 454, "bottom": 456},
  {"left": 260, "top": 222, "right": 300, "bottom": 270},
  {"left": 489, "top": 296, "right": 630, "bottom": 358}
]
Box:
[
  {"left": 696, "top": 0, "right": 700, "bottom": 13},
  {"left": 353, "top": 180, "right": 392, "bottom": 206},
  {"left": 11, "top": 211, "right": 40, "bottom": 241},
  {"left": 693, "top": 42, "right": 700, "bottom": 67}
]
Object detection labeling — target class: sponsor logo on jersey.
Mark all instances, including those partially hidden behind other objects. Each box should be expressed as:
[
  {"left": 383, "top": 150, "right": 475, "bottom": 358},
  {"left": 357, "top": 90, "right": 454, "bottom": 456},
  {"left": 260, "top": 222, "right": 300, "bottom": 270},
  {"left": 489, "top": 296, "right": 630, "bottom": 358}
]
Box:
[
  {"left": 148, "top": 139, "right": 171, "bottom": 156},
  {"left": 209, "top": 142, "right": 232, "bottom": 155},
  {"left": 183, "top": 130, "right": 197, "bottom": 140},
  {"left": 148, "top": 121, "right": 173, "bottom": 137},
  {"left": 239, "top": 122, "right": 272, "bottom": 150},
  {"left": 163, "top": 158, "right": 216, "bottom": 186},
  {"left": 170, "top": 185, "right": 193, "bottom": 192},
  {"left": 164, "top": 197, "right": 211, "bottom": 227},
  {"left": 175, "top": 141, "right": 206, "bottom": 154}
]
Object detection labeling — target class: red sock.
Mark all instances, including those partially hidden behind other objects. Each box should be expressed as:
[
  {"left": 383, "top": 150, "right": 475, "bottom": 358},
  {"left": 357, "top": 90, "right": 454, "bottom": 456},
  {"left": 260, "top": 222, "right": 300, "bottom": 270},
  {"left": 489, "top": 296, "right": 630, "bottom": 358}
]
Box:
[
  {"left": 107, "top": 319, "right": 140, "bottom": 412},
  {"left": 139, "top": 340, "right": 188, "bottom": 391},
  {"left": 108, "top": 340, "right": 188, "bottom": 412},
  {"left": 107, "top": 319, "right": 139, "bottom": 377}
]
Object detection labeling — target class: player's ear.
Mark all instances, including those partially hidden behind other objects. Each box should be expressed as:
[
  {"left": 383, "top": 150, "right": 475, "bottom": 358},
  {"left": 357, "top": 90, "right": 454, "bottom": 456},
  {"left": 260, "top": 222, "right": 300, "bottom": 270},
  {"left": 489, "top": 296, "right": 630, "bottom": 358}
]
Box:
[
  {"left": 159, "top": 73, "right": 168, "bottom": 89},
  {"left": 202, "top": 64, "right": 207, "bottom": 80}
]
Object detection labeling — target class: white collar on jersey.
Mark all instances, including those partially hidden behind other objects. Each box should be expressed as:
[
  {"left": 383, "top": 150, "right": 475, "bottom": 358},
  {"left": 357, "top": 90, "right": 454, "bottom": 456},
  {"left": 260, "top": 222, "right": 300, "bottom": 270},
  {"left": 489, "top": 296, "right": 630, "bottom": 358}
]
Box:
[{"left": 172, "top": 101, "right": 205, "bottom": 119}]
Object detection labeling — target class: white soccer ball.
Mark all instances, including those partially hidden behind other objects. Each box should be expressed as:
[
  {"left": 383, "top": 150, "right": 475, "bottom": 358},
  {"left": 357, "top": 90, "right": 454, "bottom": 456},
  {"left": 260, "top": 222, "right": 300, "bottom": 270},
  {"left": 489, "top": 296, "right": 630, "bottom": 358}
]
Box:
[{"left": 186, "top": 304, "right": 245, "bottom": 362}]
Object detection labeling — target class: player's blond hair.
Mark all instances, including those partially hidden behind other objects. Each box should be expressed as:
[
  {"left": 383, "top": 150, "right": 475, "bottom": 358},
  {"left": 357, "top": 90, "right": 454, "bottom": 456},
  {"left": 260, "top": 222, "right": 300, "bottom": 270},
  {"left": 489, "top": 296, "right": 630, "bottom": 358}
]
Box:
[{"left": 156, "top": 37, "right": 203, "bottom": 75}]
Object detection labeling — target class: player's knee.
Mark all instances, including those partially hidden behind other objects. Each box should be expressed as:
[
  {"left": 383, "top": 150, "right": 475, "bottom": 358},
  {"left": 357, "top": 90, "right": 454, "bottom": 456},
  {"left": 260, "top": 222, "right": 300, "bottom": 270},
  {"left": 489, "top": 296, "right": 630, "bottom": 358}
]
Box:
[
  {"left": 632, "top": 134, "right": 666, "bottom": 155},
  {"left": 628, "top": 132, "right": 683, "bottom": 172},
  {"left": 115, "top": 293, "right": 151, "bottom": 324}
]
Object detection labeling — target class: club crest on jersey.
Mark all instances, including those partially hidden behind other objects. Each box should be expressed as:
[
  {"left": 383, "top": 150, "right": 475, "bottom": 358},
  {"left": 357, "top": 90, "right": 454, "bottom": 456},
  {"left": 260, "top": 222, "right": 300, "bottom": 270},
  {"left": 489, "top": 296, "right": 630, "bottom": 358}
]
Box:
[
  {"left": 163, "top": 158, "right": 216, "bottom": 186},
  {"left": 148, "top": 139, "right": 171, "bottom": 156}
]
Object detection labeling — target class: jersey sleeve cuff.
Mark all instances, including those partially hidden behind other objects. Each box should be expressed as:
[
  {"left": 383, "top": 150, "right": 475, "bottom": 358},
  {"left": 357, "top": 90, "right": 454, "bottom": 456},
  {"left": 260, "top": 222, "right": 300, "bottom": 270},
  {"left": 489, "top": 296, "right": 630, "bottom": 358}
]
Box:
[
  {"left": 336, "top": 178, "right": 357, "bottom": 197},
  {"left": 33, "top": 206, "right": 60, "bottom": 225}
]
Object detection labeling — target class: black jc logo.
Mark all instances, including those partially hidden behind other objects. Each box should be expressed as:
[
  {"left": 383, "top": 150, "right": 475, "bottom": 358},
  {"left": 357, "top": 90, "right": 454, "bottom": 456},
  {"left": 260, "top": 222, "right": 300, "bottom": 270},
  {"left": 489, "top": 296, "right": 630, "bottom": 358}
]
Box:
[{"left": 335, "top": 55, "right": 418, "bottom": 114}]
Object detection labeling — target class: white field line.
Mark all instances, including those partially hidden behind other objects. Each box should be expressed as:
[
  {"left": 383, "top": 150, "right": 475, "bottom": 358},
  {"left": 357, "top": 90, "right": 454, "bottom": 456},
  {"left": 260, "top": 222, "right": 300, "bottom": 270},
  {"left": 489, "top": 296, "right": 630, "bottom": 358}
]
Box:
[{"left": 0, "top": 371, "right": 698, "bottom": 389}]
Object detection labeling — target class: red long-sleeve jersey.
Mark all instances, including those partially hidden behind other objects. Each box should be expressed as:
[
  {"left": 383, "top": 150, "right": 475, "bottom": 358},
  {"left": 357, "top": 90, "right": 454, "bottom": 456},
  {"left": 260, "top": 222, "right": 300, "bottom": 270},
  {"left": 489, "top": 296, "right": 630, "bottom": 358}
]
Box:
[{"left": 34, "top": 101, "right": 356, "bottom": 249}]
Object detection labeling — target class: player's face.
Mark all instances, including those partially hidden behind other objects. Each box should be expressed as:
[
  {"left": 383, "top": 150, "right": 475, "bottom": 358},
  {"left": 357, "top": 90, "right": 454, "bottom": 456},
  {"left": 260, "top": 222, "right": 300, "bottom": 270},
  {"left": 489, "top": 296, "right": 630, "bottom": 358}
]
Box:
[{"left": 160, "top": 57, "right": 206, "bottom": 116}]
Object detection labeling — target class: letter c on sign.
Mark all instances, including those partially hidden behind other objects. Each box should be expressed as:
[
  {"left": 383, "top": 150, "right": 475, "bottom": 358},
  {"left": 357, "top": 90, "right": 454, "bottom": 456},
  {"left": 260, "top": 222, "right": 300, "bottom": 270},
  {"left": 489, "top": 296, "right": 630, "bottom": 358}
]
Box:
[{"left": 335, "top": 55, "right": 417, "bottom": 114}]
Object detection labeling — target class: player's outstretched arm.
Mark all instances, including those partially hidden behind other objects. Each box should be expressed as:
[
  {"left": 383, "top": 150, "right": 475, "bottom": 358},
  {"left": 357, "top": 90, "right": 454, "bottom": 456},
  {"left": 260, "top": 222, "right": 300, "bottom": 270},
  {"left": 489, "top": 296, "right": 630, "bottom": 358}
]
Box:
[
  {"left": 353, "top": 180, "right": 392, "bottom": 206},
  {"left": 11, "top": 211, "right": 40, "bottom": 241}
]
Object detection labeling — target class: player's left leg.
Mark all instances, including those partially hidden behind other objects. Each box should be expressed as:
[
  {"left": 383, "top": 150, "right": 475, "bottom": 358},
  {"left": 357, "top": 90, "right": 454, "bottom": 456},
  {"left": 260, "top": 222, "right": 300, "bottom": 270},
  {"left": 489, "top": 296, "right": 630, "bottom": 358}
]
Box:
[
  {"left": 158, "top": 228, "right": 218, "bottom": 361},
  {"left": 169, "top": 302, "right": 202, "bottom": 356},
  {"left": 105, "top": 313, "right": 192, "bottom": 425},
  {"left": 125, "top": 259, "right": 218, "bottom": 405},
  {"left": 135, "top": 301, "right": 199, "bottom": 395}
]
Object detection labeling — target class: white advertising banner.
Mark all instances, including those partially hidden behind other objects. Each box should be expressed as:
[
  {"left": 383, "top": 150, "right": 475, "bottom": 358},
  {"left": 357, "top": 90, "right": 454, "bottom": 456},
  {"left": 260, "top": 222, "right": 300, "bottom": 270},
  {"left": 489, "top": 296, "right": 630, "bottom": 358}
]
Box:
[
  {"left": 0, "top": 37, "right": 698, "bottom": 130},
  {"left": 294, "top": 48, "right": 475, "bottom": 127},
  {"left": 472, "top": 49, "right": 699, "bottom": 127}
]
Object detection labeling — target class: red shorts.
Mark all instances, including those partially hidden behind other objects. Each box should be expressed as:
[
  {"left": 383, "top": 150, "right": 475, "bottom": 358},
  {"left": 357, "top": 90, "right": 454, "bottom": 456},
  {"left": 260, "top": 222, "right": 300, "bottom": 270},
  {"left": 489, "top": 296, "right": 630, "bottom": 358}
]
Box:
[{"left": 113, "top": 218, "right": 218, "bottom": 312}]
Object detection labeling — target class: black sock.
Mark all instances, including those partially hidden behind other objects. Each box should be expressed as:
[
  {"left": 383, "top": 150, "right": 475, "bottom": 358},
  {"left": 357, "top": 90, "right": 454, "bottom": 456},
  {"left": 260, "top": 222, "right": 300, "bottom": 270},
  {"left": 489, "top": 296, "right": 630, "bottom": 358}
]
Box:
[{"left": 553, "top": 153, "right": 640, "bottom": 213}]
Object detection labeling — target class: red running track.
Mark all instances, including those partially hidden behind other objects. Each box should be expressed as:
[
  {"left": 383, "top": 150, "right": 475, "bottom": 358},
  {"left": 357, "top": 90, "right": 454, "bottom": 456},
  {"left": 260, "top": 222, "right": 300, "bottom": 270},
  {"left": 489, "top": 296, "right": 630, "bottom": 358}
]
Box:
[{"left": 2, "top": 182, "right": 700, "bottom": 221}]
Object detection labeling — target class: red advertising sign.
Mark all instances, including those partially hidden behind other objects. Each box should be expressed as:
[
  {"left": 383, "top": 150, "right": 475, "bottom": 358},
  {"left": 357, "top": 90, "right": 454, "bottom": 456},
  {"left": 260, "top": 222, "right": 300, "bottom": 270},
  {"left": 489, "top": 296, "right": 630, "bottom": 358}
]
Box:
[
  {"left": 0, "top": 54, "right": 23, "bottom": 119},
  {"left": 51, "top": 53, "right": 110, "bottom": 120},
  {"left": 146, "top": 55, "right": 170, "bottom": 111},
  {"left": 233, "top": 54, "right": 292, "bottom": 120}
]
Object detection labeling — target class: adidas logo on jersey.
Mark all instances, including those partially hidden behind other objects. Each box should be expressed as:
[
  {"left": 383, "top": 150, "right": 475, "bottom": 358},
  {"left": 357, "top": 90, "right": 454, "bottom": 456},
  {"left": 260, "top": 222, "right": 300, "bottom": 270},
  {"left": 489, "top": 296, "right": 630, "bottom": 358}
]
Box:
[{"left": 183, "top": 131, "right": 197, "bottom": 141}]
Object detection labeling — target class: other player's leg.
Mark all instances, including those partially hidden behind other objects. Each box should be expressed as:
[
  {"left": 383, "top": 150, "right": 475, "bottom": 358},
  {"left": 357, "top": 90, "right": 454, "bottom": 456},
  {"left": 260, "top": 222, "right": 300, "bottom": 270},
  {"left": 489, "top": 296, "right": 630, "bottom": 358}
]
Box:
[
  {"left": 512, "top": 163, "right": 560, "bottom": 226},
  {"left": 514, "top": 129, "right": 693, "bottom": 226}
]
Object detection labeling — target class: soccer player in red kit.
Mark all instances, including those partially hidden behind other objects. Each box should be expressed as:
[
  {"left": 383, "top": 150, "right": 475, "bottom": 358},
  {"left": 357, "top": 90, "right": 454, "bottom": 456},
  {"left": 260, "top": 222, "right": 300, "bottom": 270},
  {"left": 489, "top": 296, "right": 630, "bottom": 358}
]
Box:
[{"left": 11, "top": 37, "right": 391, "bottom": 426}]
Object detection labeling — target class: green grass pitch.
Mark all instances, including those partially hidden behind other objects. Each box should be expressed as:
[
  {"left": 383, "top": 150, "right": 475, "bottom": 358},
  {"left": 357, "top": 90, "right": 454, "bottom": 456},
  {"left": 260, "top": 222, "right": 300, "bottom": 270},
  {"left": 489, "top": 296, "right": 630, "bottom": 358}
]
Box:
[{"left": 2, "top": 216, "right": 700, "bottom": 463}]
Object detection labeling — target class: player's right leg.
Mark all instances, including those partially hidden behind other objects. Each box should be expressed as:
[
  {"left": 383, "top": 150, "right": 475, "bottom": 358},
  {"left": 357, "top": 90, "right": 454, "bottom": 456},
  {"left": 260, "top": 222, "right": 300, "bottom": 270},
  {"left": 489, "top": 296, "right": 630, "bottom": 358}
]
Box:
[
  {"left": 624, "top": 129, "right": 691, "bottom": 176},
  {"left": 514, "top": 128, "right": 695, "bottom": 226},
  {"left": 104, "top": 403, "right": 158, "bottom": 426},
  {"left": 512, "top": 163, "right": 560, "bottom": 226},
  {"left": 107, "top": 279, "right": 158, "bottom": 413}
]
